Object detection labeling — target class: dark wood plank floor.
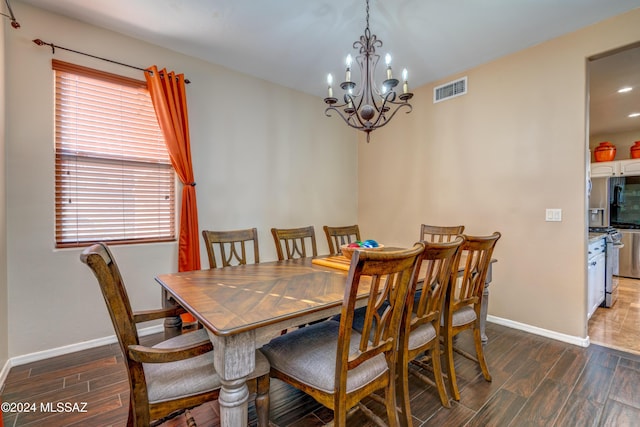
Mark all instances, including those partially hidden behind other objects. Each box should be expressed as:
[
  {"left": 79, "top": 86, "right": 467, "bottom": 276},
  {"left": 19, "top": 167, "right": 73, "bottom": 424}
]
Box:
[{"left": 2, "top": 322, "right": 640, "bottom": 426}]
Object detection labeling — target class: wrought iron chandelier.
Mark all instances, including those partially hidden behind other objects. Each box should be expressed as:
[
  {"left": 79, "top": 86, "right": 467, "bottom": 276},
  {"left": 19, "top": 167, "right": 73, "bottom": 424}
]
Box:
[{"left": 324, "top": 0, "right": 413, "bottom": 142}]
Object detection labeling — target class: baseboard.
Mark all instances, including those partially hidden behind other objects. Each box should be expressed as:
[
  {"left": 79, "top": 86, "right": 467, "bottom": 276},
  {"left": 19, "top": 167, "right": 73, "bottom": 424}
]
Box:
[
  {"left": 487, "top": 315, "right": 590, "bottom": 348},
  {"left": 0, "top": 358, "right": 11, "bottom": 391},
  {"left": 7, "top": 324, "right": 164, "bottom": 369}
]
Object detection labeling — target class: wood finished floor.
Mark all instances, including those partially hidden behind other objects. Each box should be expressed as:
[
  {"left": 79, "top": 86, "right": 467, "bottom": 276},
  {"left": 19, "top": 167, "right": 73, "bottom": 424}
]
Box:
[
  {"left": 3, "top": 319, "right": 640, "bottom": 427},
  {"left": 589, "top": 276, "right": 640, "bottom": 355}
]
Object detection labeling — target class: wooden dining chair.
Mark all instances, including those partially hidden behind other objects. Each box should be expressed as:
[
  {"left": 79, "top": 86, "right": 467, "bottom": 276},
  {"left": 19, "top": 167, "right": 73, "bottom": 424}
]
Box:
[
  {"left": 261, "top": 243, "right": 425, "bottom": 427},
  {"left": 442, "top": 232, "right": 501, "bottom": 401},
  {"left": 397, "top": 237, "right": 464, "bottom": 420},
  {"left": 202, "top": 227, "right": 259, "bottom": 269},
  {"left": 323, "top": 224, "right": 361, "bottom": 255},
  {"left": 271, "top": 226, "right": 318, "bottom": 260},
  {"left": 80, "top": 242, "right": 271, "bottom": 427},
  {"left": 420, "top": 224, "right": 465, "bottom": 242}
]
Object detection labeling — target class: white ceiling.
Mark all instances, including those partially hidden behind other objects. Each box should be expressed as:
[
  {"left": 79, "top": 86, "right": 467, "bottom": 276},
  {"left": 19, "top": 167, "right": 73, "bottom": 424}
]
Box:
[
  {"left": 589, "top": 45, "right": 640, "bottom": 136},
  {"left": 11, "top": 0, "right": 640, "bottom": 134}
]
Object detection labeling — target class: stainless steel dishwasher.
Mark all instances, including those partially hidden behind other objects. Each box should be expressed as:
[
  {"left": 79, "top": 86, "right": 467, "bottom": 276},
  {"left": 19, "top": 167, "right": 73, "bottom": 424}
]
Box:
[{"left": 619, "top": 229, "right": 640, "bottom": 278}]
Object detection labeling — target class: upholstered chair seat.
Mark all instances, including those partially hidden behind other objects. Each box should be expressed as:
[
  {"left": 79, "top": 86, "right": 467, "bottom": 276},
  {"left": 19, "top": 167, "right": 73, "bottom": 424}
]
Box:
[
  {"left": 449, "top": 305, "right": 477, "bottom": 327},
  {"left": 407, "top": 321, "right": 437, "bottom": 352},
  {"left": 145, "top": 329, "right": 270, "bottom": 404},
  {"left": 262, "top": 321, "right": 387, "bottom": 394}
]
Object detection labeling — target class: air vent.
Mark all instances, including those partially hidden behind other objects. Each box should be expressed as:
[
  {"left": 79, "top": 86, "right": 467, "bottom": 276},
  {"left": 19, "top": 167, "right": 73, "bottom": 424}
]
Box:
[{"left": 433, "top": 76, "right": 467, "bottom": 103}]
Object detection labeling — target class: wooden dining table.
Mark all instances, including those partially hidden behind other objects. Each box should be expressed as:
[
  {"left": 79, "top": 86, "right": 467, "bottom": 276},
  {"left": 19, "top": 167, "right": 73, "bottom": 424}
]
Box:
[{"left": 155, "top": 253, "right": 496, "bottom": 427}]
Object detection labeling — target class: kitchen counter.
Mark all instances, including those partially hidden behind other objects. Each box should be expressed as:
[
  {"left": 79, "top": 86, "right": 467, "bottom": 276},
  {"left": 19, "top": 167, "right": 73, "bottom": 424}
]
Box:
[{"left": 589, "top": 232, "right": 607, "bottom": 243}]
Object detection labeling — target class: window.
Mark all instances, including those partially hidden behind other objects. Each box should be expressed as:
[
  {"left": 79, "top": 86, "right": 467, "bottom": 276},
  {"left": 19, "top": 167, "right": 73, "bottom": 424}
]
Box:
[{"left": 53, "top": 60, "right": 175, "bottom": 248}]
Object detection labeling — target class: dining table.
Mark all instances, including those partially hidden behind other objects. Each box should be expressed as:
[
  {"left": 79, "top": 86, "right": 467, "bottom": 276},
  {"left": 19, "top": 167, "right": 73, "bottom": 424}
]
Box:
[{"left": 155, "top": 252, "right": 496, "bottom": 427}]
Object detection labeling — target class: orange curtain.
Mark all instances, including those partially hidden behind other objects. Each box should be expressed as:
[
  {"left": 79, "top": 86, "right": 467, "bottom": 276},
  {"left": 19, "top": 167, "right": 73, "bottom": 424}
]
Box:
[{"left": 145, "top": 65, "right": 200, "bottom": 272}]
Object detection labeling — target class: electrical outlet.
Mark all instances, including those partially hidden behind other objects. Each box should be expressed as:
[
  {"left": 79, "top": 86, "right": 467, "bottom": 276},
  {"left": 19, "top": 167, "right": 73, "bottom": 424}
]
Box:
[{"left": 545, "top": 208, "right": 562, "bottom": 222}]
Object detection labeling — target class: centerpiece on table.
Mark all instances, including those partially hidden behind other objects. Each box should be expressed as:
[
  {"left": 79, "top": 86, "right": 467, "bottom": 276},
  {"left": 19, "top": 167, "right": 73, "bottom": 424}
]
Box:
[{"left": 340, "top": 239, "right": 384, "bottom": 260}]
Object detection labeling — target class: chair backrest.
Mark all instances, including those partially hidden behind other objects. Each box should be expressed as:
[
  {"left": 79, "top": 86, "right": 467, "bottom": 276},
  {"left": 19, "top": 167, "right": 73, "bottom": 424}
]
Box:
[
  {"left": 271, "top": 226, "right": 318, "bottom": 260},
  {"left": 449, "top": 232, "right": 501, "bottom": 311},
  {"left": 202, "top": 228, "right": 260, "bottom": 269},
  {"left": 335, "top": 243, "right": 425, "bottom": 390},
  {"left": 407, "top": 238, "right": 464, "bottom": 334},
  {"left": 420, "top": 224, "right": 465, "bottom": 243},
  {"left": 80, "top": 243, "right": 148, "bottom": 405},
  {"left": 323, "top": 225, "right": 361, "bottom": 255}
]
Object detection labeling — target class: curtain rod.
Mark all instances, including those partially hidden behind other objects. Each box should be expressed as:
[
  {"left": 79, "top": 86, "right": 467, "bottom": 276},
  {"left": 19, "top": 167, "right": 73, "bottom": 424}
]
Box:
[
  {"left": 32, "top": 38, "right": 191, "bottom": 84},
  {"left": 2, "top": 0, "right": 20, "bottom": 28}
]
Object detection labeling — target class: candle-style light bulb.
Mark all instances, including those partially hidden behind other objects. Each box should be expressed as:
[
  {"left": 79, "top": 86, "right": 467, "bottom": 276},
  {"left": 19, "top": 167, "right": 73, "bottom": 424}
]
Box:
[
  {"left": 402, "top": 68, "right": 408, "bottom": 94},
  {"left": 345, "top": 54, "right": 352, "bottom": 82},
  {"left": 385, "top": 53, "right": 392, "bottom": 79},
  {"left": 327, "top": 73, "right": 333, "bottom": 98}
]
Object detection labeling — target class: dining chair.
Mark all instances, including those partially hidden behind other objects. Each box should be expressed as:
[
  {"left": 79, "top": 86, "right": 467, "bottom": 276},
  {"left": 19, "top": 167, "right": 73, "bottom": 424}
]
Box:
[
  {"left": 323, "top": 224, "right": 361, "bottom": 255},
  {"left": 397, "top": 237, "right": 464, "bottom": 420},
  {"left": 202, "top": 227, "right": 260, "bottom": 269},
  {"left": 420, "top": 224, "right": 465, "bottom": 242},
  {"left": 261, "top": 243, "right": 425, "bottom": 427},
  {"left": 80, "top": 242, "right": 271, "bottom": 427},
  {"left": 271, "top": 226, "right": 318, "bottom": 260},
  {"left": 442, "top": 232, "right": 501, "bottom": 401}
]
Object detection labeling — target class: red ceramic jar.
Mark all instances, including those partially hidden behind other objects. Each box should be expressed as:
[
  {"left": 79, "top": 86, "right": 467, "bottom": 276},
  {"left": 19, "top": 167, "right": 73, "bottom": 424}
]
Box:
[
  {"left": 594, "top": 141, "right": 616, "bottom": 162},
  {"left": 631, "top": 141, "right": 640, "bottom": 159}
]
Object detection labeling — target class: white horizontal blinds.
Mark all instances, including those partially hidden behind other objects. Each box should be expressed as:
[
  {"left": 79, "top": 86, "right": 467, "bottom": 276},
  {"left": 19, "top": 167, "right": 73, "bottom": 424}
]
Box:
[{"left": 53, "top": 60, "right": 175, "bottom": 247}]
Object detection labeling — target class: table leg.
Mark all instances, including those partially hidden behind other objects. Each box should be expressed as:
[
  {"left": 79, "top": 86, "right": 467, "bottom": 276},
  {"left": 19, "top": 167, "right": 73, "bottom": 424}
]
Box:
[
  {"left": 161, "top": 288, "right": 182, "bottom": 329},
  {"left": 207, "top": 330, "right": 256, "bottom": 427}
]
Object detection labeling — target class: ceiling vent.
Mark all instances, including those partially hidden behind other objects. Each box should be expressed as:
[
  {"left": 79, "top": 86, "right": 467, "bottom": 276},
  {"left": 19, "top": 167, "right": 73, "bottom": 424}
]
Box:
[{"left": 433, "top": 76, "right": 467, "bottom": 103}]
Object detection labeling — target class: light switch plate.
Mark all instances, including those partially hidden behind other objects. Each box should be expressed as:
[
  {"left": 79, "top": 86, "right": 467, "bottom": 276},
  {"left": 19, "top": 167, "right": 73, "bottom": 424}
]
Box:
[{"left": 545, "top": 208, "right": 562, "bottom": 222}]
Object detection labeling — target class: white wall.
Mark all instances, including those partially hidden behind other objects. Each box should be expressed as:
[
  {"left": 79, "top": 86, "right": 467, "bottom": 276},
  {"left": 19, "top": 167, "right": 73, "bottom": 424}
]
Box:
[
  {"left": 5, "top": 3, "right": 357, "bottom": 358},
  {"left": 358, "top": 9, "right": 640, "bottom": 340}
]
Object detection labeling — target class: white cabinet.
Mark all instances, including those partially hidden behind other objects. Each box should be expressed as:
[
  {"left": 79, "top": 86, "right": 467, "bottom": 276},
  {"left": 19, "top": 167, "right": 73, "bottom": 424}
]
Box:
[
  {"left": 620, "top": 159, "right": 640, "bottom": 176},
  {"left": 591, "top": 161, "right": 618, "bottom": 177},
  {"left": 590, "top": 159, "right": 640, "bottom": 177},
  {"left": 587, "top": 238, "right": 606, "bottom": 320}
]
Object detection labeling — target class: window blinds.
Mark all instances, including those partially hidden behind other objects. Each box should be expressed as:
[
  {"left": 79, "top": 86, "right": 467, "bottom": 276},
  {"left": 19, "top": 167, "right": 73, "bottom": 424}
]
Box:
[{"left": 53, "top": 60, "right": 175, "bottom": 247}]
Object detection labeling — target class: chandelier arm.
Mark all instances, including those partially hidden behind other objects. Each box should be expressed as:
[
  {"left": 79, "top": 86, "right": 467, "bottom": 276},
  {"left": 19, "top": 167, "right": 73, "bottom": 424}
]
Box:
[
  {"left": 324, "top": 106, "right": 365, "bottom": 129},
  {"left": 371, "top": 103, "right": 414, "bottom": 129}
]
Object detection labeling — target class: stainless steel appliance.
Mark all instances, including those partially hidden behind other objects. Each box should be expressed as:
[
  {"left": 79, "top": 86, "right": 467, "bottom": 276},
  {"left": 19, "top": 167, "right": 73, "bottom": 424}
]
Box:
[
  {"left": 590, "top": 226, "right": 623, "bottom": 307},
  {"left": 607, "top": 175, "right": 640, "bottom": 279},
  {"left": 619, "top": 229, "right": 640, "bottom": 279},
  {"left": 589, "top": 177, "right": 610, "bottom": 227}
]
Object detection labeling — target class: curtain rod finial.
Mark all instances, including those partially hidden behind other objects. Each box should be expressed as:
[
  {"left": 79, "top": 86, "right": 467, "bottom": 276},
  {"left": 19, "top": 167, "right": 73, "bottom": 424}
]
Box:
[
  {"left": 33, "top": 38, "right": 54, "bottom": 53},
  {"left": 10, "top": 20, "right": 19, "bottom": 29}
]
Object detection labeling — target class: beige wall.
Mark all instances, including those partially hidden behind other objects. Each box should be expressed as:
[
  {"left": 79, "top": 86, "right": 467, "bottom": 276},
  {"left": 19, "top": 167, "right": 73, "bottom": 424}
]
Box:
[
  {"left": 1, "top": 12, "right": 9, "bottom": 371},
  {"left": 4, "top": 3, "right": 356, "bottom": 357},
  {"left": 4, "top": 2, "right": 640, "bottom": 361},
  {"left": 358, "top": 9, "right": 640, "bottom": 340}
]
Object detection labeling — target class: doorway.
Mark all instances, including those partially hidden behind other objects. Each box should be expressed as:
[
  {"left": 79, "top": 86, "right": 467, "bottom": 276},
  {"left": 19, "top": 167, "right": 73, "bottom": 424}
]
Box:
[{"left": 587, "top": 43, "right": 640, "bottom": 354}]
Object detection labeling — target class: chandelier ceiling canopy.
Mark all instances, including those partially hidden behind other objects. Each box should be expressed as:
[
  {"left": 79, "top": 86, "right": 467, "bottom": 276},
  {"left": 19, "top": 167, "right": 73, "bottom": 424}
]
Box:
[{"left": 324, "top": 0, "right": 413, "bottom": 142}]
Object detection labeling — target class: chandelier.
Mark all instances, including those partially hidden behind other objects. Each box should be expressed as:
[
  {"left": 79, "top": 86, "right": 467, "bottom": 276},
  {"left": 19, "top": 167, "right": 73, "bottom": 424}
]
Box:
[{"left": 324, "top": 0, "right": 413, "bottom": 142}]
